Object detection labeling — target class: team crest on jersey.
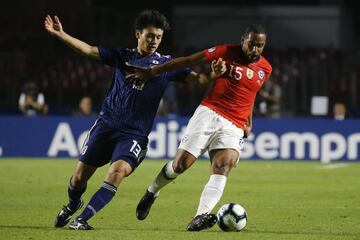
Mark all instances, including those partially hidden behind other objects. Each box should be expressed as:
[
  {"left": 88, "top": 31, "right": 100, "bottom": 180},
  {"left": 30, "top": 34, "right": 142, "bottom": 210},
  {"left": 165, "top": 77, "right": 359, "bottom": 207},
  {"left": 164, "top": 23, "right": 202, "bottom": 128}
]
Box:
[
  {"left": 246, "top": 68, "right": 254, "bottom": 79},
  {"left": 208, "top": 47, "right": 216, "bottom": 53},
  {"left": 258, "top": 70, "right": 265, "bottom": 80},
  {"left": 152, "top": 60, "right": 159, "bottom": 64},
  {"left": 181, "top": 135, "right": 189, "bottom": 143}
]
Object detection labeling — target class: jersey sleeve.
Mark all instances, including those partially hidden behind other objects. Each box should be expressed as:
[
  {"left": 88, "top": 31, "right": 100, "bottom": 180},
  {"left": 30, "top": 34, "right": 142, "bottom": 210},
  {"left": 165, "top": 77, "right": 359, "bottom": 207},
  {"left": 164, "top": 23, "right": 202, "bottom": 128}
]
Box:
[
  {"left": 263, "top": 61, "right": 273, "bottom": 80},
  {"left": 18, "top": 93, "right": 25, "bottom": 105},
  {"left": 203, "top": 45, "right": 228, "bottom": 63},
  {"left": 37, "top": 93, "right": 45, "bottom": 105},
  {"left": 98, "top": 47, "right": 124, "bottom": 67}
]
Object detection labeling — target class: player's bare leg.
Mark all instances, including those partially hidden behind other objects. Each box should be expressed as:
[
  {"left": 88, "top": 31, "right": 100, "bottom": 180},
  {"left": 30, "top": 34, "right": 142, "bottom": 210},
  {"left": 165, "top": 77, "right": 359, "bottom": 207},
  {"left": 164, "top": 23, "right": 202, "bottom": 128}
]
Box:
[
  {"left": 104, "top": 160, "right": 133, "bottom": 186},
  {"left": 55, "top": 161, "right": 97, "bottom": 227},
  {"left": 71, "top": 161, "right": 98, "bottom": 188},
  {"left": 69, "top": 160, "right": 132, "bottom": 230},
  {"left": 136, "top": 149, "right": 197, "bottom": 220},
  {"left": 187, "top": 148, "right": 238, "bottom": 231}
]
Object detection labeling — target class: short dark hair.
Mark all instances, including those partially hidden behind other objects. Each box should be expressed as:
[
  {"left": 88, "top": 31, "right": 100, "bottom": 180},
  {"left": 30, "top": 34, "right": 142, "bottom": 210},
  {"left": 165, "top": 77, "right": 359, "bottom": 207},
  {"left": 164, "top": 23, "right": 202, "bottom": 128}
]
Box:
[
  {"left": 243, "top": 24, "right": 266, "bottom": 38},
  {"left": 23, "top": 82, "right": 38, "bottom": 96},
  {"left": 134, "top": 9, "right": 170, "bottom": 32}
]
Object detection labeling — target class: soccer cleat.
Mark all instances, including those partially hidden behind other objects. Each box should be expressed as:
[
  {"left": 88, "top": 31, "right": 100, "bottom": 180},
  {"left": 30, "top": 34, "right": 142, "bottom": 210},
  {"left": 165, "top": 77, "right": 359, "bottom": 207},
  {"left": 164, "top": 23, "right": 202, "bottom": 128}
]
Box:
[
  {"left": 187, "top": 213, "right": 218, "bottom": 231},
  {"left": 136, "top": 190, "right": 157, "bottom": 220},
  {"left": 68, "top": 218, "right": 94, "bottom": 230},
  {"left": 54, "top": 199, "right": 84, "bottom": 227}
]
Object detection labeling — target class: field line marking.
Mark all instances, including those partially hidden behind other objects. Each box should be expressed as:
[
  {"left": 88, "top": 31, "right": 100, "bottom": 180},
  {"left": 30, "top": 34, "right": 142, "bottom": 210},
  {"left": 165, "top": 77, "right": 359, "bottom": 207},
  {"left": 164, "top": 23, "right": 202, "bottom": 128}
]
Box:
[{"left": 316, "top": 163, "right": 350, "bottom": 170}]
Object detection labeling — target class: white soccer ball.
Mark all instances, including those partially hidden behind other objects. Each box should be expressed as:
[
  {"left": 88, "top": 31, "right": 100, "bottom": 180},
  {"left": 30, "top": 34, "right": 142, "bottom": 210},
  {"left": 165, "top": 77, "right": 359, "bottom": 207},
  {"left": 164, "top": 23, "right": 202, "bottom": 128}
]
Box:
[{"left": 216, "top": 203, "right": 247, "bottom": 231}]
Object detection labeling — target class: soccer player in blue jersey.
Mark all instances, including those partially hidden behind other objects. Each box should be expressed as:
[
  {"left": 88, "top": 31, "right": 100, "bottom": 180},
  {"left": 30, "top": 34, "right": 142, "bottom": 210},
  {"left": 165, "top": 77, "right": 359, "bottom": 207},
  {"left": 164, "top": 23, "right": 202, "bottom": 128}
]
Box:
[{"left": 44, "top": 9, "right": 226, "bottom": 230}]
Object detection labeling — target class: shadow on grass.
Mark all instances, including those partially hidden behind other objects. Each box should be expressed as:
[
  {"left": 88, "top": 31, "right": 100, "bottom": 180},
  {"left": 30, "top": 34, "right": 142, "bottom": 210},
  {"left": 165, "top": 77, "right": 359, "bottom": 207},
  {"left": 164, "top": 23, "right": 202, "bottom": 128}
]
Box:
[
  {"left": 1, "top": 225, "right": 357, "bottom": 238},
  {"left": 247, "top": 229, "right": 359, "bottom": 237},
  {"left": 0, "top": 225, "right": 53, "bottom": 230}
]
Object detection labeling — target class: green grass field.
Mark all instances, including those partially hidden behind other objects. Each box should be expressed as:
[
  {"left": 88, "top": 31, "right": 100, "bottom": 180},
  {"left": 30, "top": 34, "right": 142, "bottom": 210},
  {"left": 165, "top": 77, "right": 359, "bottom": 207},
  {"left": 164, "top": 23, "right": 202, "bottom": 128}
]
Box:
[{"left": 0, "top": 159, "right": 359, "bottom": 240}]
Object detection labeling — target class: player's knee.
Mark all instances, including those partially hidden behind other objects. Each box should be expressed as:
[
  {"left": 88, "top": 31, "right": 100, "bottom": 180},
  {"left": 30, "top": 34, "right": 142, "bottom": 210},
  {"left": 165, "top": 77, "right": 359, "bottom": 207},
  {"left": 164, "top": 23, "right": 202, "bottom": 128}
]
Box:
[
  {"left": 105, "top": 168, "right": 128, "bottom": 187},
  {"left": 108, "top": 168, "right": 128, "bottom": 180},
  {"left": 105, "top": 160, "right": 133, "bottom": 186},
  {"left": 212, "top": 163, "right": 230, "bottom": 175},
  {"left": 212, "top": 159, "right": 236, "bottom": 175}
]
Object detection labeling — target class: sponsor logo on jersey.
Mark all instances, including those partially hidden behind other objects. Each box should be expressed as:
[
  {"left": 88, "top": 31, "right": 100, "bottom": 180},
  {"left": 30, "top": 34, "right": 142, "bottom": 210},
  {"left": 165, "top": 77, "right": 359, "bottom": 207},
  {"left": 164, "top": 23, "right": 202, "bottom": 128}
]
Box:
[
  {"left": 246, "top": 68, "right": 254, "bottom": 79},
  {"left": 208, "top": 47, "right": 216, "bottom": 53},
  {"left": 258, "top": 70, "right": 265, "bottom": 80},
  {"left": 152, "top": 60, "right": 159, "bottom": 64}
]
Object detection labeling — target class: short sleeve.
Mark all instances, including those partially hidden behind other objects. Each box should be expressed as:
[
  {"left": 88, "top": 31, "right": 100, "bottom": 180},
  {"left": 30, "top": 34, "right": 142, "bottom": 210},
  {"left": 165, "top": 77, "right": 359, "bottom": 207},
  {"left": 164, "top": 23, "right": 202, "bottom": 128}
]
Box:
[
  {"left": 260, "top": 57, "right": 273, "bottom": 80},
  {"left": 18, "top": 93, "right": 25, "bottom": 105},
  {"left": 37, "top": 93, "right": 45, "bottom": 105},
  {"left": 98, "top": 47, "right": 124, "bottom": 67},
  {"left": 203, "top": 45, "right": 228, "bottom": 63}
]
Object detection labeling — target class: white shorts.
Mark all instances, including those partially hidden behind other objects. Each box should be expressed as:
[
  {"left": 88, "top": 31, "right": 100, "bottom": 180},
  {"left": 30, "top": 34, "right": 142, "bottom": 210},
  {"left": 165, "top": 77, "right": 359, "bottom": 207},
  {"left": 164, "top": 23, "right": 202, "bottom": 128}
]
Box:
[{"left": 179, "top": 105, "right": 245, "bottom": 160}]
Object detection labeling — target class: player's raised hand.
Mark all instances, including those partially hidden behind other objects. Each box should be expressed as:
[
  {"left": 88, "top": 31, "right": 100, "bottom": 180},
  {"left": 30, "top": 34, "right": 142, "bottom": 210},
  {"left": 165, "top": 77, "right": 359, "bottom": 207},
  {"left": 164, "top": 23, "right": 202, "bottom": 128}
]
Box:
[
  {"left": 44, "top": 15, "right": 64, "bottom": 37},
  {"left": 211, "top": 58, "right": 227, "bottom": 78}
]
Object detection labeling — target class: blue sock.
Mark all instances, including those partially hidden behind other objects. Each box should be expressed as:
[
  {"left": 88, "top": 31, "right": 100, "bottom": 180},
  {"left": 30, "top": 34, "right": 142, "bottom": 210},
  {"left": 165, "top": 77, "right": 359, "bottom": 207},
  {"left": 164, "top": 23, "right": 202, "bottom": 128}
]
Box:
[
  {"left": 77, "top": 181, "right": 117, "bottom": 221},
  {"left": 68, "top": 177, "right": 87, "bottom": 210}
]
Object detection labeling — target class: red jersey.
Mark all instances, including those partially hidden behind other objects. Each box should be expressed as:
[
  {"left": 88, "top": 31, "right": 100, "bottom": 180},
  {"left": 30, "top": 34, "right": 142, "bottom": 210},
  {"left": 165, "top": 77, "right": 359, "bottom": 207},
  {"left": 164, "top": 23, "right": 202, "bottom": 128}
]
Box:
[{"left": 202, "top": 44, "right": 272, "bottom": 129}]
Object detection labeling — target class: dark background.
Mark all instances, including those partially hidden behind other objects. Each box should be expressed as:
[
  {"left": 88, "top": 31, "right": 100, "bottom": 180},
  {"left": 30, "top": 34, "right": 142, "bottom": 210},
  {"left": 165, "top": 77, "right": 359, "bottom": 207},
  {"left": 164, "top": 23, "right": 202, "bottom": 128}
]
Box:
[{"left": 1, "top": 0, "right": 359, "bottom": 117}]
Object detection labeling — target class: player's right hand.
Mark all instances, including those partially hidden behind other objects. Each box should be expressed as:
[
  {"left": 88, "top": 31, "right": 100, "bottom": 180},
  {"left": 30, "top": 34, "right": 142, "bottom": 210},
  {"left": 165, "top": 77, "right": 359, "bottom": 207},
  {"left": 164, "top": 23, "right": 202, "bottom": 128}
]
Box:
[
  {"left": 243, "top": 124, "right": 252, "bottom": 139},
  {"left": 44, "top": 15, "right": 63, "bottom": 37}
]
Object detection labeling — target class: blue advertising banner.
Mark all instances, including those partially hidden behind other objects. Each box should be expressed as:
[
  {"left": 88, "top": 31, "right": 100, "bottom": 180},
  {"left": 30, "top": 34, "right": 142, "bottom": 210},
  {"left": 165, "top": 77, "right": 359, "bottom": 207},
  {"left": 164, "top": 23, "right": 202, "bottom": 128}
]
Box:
[{"left": 0, "top": 116, "right": 359, "bottom": 162}]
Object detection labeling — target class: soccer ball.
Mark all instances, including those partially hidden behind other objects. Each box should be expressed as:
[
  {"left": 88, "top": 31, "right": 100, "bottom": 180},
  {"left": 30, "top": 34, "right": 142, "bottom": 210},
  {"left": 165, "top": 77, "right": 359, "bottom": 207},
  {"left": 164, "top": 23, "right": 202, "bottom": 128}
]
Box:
[{"left": 216, "top": 203, "right": 247, "bottom": 231}]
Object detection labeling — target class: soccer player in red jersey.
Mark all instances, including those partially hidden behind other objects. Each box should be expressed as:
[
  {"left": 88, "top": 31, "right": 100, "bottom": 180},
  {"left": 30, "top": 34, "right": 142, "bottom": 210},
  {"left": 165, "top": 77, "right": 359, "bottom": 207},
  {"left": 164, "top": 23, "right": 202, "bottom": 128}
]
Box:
[{"left": 133, "top": 24, "right": 272, "bottom": 231}]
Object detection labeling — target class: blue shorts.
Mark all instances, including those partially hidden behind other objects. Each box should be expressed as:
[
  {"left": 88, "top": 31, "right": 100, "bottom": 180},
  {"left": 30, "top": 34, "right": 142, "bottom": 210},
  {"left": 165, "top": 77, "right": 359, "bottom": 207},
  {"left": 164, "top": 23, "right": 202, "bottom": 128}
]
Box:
[{"left": 79, "top": 118, "right": 148, "bottom": 171}]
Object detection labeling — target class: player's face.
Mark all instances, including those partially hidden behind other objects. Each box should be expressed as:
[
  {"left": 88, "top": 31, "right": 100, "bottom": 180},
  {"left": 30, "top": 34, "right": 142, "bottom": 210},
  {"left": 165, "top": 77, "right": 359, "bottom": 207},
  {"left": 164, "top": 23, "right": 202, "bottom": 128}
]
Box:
[
  {"left": 136, "top": 26, "right": 164, "bottom": 56},
  {"left": 241, "top": 32, "right": 267, "bottom": 61}
]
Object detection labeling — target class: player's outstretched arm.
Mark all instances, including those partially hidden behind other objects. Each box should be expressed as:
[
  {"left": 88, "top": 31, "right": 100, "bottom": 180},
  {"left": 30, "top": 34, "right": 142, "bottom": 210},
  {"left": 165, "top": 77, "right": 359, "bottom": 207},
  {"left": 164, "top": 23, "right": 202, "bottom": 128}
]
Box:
[
  {"left": 128, "top": 51, "right": 208, "bottom": 81},
  {"left": 186, "top": 58, "right": 227, "bottom": 84},
  {"left": 156, "top": 51, "right": 207, "bottom": 74},
  {"left": 44, "top": 15, "right": 100, "bottom": 60}
]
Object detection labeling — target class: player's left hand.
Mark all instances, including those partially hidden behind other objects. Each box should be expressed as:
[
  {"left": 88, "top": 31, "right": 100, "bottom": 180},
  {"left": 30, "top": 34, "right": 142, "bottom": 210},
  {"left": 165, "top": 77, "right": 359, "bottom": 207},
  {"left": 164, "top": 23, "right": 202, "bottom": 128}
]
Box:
[
  {"left": 211, "top": 58, "right": 227, "bottom": 77},
  {"left": 125, "top": 63, "right": 154, "bottom": 83}
]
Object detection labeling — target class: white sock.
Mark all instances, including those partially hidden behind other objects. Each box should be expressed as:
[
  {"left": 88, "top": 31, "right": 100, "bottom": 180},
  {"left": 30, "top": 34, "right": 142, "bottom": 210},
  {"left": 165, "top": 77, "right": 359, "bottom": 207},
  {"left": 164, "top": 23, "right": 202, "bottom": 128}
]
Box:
[
  {"left": 195, "top": 174, "right": 227, "bottom": 216},
  {"left": 148, "top": 160, "right": 179, "bottom": 196}
]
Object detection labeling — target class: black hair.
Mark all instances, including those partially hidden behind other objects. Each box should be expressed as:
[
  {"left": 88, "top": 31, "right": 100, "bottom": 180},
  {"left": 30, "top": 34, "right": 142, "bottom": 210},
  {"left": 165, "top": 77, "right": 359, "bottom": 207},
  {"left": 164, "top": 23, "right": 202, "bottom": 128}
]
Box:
[
  {"left": 23, "top": 82, "right": 38, "bottom": 96},
  {"left": 134, "top": 9, "right": 170, "bottom": 32},
  {"left": 242, "top": 24, "right": 266, "bottom": 38}
]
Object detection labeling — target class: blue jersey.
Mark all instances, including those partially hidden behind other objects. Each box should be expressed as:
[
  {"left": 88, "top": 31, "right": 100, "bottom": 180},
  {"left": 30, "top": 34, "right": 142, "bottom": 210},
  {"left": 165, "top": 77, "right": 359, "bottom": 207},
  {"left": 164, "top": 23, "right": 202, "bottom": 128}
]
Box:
[{"left": 97, "top": 47, "right": 191, "bottom": 137}]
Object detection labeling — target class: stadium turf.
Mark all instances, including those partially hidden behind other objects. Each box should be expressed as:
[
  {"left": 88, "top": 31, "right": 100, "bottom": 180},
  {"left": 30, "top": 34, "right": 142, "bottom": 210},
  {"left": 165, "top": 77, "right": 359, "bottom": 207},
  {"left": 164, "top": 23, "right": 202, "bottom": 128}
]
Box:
[{"left": 0, "top": 159, "right": 359, "bottom": 240}]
